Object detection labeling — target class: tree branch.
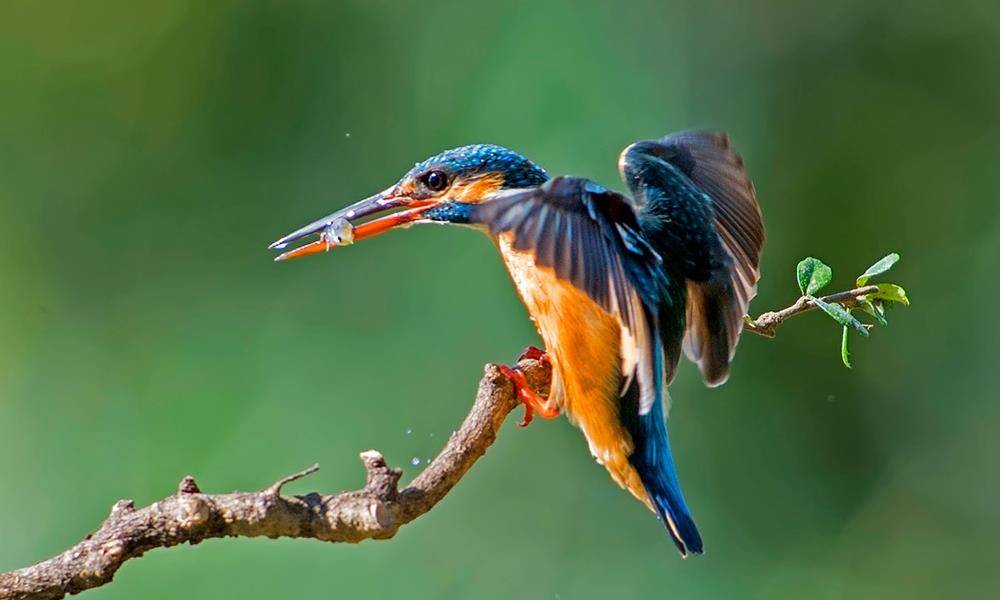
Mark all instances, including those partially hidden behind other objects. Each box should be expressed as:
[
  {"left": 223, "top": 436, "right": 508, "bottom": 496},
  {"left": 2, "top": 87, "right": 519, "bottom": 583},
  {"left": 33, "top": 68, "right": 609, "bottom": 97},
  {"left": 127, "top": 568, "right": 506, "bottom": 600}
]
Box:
[
  {"left": 742, "top": 285, "right": 879, "bottom": 338},
  {"left": 0, "top": 360, "right": 551, "bottom": 600},
  {"left": 0, "top": 285, "right": 875, "bottom": 600}
]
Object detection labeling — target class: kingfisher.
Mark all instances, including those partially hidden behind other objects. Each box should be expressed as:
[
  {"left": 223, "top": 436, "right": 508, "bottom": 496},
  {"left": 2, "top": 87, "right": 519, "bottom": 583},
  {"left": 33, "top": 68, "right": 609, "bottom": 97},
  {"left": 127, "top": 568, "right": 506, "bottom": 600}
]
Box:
[{"left": 269, "top": 131, "right": 764, "bottom": 556}]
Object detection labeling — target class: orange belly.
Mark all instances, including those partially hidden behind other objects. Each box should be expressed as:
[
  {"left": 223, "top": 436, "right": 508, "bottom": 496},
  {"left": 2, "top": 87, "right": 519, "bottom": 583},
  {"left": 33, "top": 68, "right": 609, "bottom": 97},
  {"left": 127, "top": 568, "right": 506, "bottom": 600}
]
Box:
[{"left": 498, "top": 235, "right": 651, "bottom": 508}]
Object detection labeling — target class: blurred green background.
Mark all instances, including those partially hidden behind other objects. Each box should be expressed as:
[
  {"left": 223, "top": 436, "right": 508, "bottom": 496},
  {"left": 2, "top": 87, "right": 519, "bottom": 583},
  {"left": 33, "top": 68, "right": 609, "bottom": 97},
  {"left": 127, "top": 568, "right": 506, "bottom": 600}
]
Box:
[{"left": 1, "top": 1, "right": 997, "bottom": 598}]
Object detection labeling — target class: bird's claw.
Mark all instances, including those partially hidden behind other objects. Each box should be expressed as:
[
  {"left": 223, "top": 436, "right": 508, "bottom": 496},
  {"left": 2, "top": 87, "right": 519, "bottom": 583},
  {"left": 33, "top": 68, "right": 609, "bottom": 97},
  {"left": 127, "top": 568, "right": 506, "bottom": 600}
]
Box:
[
  {"left": 519, "top": 403, "right": 535, "bottom": 428},
  {"left": 517, "top": 345, "right": 550, "bottom": 364},
  {"left": 499, "top": 362, "right": 559, "bottom": 427}
]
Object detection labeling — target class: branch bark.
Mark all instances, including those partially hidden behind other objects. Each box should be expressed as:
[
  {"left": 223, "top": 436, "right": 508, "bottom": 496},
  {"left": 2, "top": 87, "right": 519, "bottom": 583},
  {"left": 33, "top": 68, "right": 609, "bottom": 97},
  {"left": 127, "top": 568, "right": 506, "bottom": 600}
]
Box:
[
  {"left": 742, "top": 285, "right": 879, "bottom": 338},
  {"left": 0, "top": 360, "right": 551, "bottom": 600},
  {"left": 0, "top": 286, "right": 868, "bottom": 600}
]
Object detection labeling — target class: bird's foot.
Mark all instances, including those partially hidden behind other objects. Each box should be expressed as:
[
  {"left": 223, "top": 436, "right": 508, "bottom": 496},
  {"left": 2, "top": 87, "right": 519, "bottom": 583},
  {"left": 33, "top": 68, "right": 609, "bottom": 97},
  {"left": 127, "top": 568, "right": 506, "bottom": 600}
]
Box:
[
  {"left": 500, "top": 349, "right": 559, "bottom": 427},
  {"left": 517, "top": 345, "right": 551, "bottom": 365}
]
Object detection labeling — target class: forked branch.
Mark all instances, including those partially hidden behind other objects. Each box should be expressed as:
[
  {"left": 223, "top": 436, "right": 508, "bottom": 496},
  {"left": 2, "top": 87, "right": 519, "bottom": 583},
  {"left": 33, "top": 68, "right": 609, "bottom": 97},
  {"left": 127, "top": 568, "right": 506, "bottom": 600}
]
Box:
[{"left": 743, "top": 284, "right": 879, "bottom": 338}]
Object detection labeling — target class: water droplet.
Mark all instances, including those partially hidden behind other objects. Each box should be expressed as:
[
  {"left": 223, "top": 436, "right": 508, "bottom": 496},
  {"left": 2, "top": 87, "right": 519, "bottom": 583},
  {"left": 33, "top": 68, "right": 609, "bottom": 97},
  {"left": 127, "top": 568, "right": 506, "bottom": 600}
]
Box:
[
  {"left": 429, "top": 432, "right": 434, "bottom": 438},
  {"left": 410, "top": 457, "right": 420, "bottom": 466},
  {"left": 345, "top": 132, "right": 352, "bottom": 138}
]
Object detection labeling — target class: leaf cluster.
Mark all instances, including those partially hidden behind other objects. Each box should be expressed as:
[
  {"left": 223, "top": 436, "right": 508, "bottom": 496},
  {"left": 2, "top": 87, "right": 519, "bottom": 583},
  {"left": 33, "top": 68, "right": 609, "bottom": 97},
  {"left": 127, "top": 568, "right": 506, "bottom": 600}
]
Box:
[{"left": 795, "top": 254, "right": 909, "bottom": 367}]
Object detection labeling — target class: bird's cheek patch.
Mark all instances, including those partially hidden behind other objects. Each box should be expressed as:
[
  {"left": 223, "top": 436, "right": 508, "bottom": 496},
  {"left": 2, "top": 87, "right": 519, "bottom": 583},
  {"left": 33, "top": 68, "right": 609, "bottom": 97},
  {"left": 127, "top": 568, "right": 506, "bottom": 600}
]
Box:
[{"left": 453, "top": 173, "right": 506, "bottom": 203}]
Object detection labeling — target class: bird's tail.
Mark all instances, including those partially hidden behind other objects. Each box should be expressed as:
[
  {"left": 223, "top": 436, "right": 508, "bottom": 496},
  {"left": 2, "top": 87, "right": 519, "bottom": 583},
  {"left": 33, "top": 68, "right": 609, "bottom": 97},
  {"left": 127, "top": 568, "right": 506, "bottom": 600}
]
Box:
[{"left": 621, "top": 368, "right": 703, "bottom": 556}]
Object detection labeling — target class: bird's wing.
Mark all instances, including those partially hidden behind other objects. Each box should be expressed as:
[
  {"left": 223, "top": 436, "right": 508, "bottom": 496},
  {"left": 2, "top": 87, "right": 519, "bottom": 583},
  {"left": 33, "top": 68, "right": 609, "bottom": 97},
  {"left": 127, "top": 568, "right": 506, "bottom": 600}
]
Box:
[
  {"left": 469, "top": 176, "right": 674, "bottom": 415},
  {"left": 620, "top": 131, "right": 764, "bottom": 386}
]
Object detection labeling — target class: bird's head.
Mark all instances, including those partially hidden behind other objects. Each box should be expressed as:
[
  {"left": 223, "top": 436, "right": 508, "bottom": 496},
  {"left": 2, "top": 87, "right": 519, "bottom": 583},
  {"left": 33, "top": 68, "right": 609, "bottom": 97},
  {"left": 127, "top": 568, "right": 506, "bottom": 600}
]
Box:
[{"left": 269, "top": 144, "right": 548, "bottom": 261}]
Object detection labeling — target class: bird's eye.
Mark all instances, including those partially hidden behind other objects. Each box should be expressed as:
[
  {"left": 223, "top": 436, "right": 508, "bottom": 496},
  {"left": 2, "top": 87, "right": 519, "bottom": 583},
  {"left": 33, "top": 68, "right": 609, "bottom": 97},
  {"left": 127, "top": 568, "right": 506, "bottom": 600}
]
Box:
[{"left": 421, "top": 170, "right": 450, "bottom": 192}]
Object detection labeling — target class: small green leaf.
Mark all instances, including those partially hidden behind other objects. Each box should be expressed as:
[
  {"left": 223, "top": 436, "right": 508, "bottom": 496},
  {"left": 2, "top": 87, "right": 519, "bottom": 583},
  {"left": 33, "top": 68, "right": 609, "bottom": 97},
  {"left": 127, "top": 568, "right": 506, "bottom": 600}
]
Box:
[
  {"left": 856, "top": 253, "right": 900, "bottom": 286},
  {"left": 841, "top": 326, "right": 852, "bottom": 368},
  {"left": 797, "top": 257, "right": 833, "bottom": 296},
  {"left": 811, "top": 296, "right": 870, "bottom": 336},
  {"left": 869, "top": 283, "right": 910, "bottom": 306},
  {"left": 860, "top": 300, "right": 888, "bottom": 326}
]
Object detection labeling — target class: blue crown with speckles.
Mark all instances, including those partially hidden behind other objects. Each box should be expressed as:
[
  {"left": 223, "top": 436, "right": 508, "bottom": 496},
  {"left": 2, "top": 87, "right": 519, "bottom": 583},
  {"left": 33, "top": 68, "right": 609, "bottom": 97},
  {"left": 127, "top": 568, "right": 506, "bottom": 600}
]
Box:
[{"left": 408, "top": 144, "right": 549, "bottom": 189}]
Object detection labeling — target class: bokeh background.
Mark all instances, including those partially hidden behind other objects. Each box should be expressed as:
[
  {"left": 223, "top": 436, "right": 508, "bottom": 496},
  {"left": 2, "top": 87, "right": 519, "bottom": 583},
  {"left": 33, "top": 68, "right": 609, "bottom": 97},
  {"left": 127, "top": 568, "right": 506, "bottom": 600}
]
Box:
[{"left": 2, "top": 1, "right": 997, "bottom": 598}]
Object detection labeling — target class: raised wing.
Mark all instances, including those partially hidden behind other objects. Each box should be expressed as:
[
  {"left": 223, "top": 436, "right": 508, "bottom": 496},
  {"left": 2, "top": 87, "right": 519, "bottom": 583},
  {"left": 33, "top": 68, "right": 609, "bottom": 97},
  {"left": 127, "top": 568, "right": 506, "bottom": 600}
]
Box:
[{"left": 620, "top": 131, "right": 764, "bottom": 386}]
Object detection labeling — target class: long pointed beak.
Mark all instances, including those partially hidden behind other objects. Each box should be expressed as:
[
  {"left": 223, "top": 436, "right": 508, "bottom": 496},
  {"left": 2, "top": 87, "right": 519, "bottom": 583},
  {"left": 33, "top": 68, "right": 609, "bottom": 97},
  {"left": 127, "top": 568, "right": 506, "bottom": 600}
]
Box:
[{"left": 268, "top": 188, "right": 436, "bottom": 262}]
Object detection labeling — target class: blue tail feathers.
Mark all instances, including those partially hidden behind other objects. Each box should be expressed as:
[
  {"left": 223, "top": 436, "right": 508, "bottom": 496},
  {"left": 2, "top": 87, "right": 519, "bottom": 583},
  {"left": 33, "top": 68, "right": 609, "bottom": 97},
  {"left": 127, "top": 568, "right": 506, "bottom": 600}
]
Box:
[
  {"left": 621, "top": 331, "right": 704, "bottom": 556},
  {"left": 626, "top": 391, "right": 704, "bottom": 556}
]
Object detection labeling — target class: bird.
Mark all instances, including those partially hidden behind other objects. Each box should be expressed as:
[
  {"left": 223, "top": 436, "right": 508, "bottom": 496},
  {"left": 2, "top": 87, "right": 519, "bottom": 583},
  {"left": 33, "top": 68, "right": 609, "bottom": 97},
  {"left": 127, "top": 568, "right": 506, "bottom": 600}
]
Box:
[{"left": 269, "top": 131, "right": 765, "bottom": 556}]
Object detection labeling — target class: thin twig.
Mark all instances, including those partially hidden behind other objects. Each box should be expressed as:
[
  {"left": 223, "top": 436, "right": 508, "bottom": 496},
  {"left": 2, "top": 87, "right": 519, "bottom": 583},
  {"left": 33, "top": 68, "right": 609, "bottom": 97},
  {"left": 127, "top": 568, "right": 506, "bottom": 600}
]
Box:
[
  {"left": 268, "top": 463, "right": 320, "bottom": 495},
  {"left": 0, "top": 360, "right": 551, "bottom": 600},
  {"left": 743, "top": 285, "right": 879, "bottom": 338}
]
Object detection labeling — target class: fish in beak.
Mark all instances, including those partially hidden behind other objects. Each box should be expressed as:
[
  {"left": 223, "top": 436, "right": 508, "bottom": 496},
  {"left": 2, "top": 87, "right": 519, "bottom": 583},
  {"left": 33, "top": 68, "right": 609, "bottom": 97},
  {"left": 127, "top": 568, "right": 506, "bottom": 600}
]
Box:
[{"left": 268, "top": 187, "right": 438, "bottom": 262}]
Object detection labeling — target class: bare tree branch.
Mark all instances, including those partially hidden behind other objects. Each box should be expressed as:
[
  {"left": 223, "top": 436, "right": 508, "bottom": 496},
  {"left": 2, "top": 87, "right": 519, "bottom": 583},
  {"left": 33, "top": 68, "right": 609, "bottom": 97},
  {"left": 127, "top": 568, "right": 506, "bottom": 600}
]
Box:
[
  {"left": 743, "top": 284, "right": 879, "bottom": 338},
  {"left": 0, "top": 360, "right": 551, "bottom": 600},
  {"left": 0, "top": 285, "right": 872, "bottom": 600}
]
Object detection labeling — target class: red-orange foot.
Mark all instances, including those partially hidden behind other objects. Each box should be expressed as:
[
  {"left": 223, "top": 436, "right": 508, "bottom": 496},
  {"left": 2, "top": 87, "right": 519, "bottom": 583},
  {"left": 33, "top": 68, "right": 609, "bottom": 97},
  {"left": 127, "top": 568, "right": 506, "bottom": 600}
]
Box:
[
  {"left": 517, "top": 345, "right": 552, "bottom": 365},
  {"left": 500, "top": 352, "right": 559, "bottom": 427}
]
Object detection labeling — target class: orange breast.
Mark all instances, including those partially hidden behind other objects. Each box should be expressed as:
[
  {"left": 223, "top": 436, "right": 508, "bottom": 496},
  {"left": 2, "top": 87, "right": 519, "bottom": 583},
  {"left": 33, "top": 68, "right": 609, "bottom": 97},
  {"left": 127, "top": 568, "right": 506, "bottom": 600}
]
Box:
[{"left": 497, "top": 234, "right": 651, "bottom": 507}]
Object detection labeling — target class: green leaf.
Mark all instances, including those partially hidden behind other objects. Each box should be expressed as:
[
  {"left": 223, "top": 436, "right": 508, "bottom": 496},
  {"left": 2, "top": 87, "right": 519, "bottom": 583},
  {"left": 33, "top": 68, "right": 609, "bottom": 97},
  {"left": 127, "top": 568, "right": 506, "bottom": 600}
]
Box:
[
  {"left": 811, "top": 296, "right": 870, "bottom": 336},
  {"left": 797, "top": 257, "right": 833, "bottom": 296},
  {"left": 869, "top": 283, "right": 910, "bottom": 306},
  {"left": 860, "top": 300, "right": 888, "bottom": 326},
  {"left": 841, "top": 326, "right": 852, "bottom": 368},
  {"left": 856, "top": 253, "right": 900, "bottom": 286}
]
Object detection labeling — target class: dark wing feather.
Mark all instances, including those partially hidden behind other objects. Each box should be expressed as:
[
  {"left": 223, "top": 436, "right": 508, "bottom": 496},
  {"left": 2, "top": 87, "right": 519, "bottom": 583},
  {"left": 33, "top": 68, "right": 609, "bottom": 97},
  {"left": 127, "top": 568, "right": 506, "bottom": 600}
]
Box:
[
  {"left": 657, "top": 131, "right": 764, "bottom": 304},
  {"left": 620, "top": 131, "right": 764, "bottom": 386}
]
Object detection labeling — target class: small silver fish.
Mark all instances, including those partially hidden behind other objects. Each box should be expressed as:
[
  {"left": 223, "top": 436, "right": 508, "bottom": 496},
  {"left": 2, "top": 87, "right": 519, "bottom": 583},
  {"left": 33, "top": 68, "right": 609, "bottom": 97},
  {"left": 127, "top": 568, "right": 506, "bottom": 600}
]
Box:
[{"left": 321, "top": 218, "right": 354, "bottom": 248}]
